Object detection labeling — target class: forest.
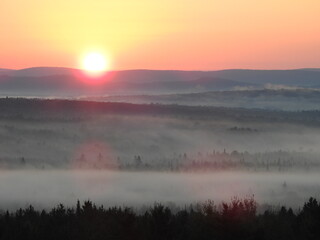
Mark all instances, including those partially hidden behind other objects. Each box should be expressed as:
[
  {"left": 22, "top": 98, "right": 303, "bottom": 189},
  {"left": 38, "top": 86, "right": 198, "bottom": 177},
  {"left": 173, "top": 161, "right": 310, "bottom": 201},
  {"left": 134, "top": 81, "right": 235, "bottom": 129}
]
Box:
[
  {"left": 3, "top": 0, "right": 320, "bottom": 237},
  {"left": 0, "top": 98, "right": 319, "bottom": 211},
  {"left": 1, "top": 98, "right": 320, "bottom": 170},
  {"left": 0, "top": 197, "right": 319, "bottom": 240}
]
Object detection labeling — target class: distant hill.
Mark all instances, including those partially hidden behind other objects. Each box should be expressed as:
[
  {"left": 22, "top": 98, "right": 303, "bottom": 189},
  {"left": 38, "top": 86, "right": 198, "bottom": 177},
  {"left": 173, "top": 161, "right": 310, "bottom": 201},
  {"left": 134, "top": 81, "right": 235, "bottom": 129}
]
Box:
[
  {"left": 298, "top": 68, "right": 320, "bottom": 72},
  {"left": 1, "top": 67, "right": 320, "bottom": 96},
  {"left": 4, "top": 67, "right": 80, "bottom": 77},
  {"left": 0, "top": 68, "right": 13, "bottom": 74},
  {"left": 210, "top": 69, "right": 320, "bottom": 86}
]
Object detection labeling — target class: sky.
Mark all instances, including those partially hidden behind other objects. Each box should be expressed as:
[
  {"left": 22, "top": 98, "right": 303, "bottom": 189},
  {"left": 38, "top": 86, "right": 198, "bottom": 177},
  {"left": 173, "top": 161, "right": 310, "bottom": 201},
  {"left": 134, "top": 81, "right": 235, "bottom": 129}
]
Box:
[{"left": 1, "top": 0, "right": 320, "bottom": 70}]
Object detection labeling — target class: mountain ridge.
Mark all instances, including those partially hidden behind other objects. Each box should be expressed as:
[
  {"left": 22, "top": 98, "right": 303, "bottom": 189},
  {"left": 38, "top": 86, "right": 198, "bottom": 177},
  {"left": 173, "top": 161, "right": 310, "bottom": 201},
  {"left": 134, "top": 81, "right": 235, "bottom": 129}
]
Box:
[{"left": 1, "top": 67, "right": 320, "bottom": 96}]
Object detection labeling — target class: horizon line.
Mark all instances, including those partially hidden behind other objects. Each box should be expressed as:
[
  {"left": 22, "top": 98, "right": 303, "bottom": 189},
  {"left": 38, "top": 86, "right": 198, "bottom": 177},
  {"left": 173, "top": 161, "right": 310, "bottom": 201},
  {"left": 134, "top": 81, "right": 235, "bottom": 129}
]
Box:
[{"left": 2, "top": 66, "right": 320, "bottom": 72}]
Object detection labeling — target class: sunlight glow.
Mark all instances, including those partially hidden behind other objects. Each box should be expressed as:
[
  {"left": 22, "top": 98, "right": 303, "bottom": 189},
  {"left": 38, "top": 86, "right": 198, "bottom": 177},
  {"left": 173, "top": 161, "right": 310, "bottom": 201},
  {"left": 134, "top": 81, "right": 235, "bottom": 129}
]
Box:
[{"left": 82, "top": 53, "right": 108, "bottom": 73}]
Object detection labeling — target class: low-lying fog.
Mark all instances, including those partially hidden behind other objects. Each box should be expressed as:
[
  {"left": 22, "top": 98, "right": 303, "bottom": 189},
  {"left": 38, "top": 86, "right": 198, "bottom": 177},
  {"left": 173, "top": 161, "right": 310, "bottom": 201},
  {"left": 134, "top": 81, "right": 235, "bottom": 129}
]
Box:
[
  {"left": 2, "top": 113, "right": 320, "bottom": 169},
  {"left": 0, "top": 170, "right": 319, "bottom": 211},
  {"left": 1, "top": 100, "right": 320, "bottom": 211}
]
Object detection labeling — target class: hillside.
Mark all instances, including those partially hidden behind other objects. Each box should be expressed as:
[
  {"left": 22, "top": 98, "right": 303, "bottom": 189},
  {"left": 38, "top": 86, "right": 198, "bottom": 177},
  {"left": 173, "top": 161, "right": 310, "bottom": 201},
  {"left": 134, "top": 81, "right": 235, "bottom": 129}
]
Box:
[{"left": 1, "top": 68, "right": 320, "bottom": 96}]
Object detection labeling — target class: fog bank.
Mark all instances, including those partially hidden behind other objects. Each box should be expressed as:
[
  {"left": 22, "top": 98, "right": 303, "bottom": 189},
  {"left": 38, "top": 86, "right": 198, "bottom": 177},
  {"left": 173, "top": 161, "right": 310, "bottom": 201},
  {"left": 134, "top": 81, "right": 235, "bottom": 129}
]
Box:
[{"left": 0, "top": 170, "right": 319, "bottom": 210}]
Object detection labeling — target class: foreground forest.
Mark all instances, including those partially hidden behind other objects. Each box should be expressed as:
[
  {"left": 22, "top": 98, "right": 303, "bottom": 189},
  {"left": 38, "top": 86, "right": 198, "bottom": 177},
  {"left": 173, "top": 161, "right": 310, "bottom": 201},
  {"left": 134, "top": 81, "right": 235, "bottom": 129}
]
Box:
[{"left": 0, "top": 197, "right": 319, "bottom": 240}]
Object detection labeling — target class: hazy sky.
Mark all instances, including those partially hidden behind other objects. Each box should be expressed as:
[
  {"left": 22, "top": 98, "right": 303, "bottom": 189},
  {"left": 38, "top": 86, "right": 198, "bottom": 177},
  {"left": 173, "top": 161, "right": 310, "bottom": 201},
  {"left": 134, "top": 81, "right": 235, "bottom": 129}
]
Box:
[{"left": 1, "top": 0, "right": 320, "bottom": 70}]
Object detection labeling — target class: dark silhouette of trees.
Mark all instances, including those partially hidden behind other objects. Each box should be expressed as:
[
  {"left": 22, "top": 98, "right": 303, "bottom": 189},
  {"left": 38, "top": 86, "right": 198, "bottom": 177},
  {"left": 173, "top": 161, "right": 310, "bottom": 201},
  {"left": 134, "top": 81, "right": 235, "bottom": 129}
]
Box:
[{"left": 0, "top": 197, "right": 319, "bottom": 239}]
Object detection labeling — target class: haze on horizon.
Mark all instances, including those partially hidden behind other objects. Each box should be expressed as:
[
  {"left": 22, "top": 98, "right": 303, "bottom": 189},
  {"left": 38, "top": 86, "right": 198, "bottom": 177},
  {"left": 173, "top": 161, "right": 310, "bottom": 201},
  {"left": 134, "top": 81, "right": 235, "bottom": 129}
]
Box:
[{"left": 1, "top": 0, "right": 320, "bottom": 71}]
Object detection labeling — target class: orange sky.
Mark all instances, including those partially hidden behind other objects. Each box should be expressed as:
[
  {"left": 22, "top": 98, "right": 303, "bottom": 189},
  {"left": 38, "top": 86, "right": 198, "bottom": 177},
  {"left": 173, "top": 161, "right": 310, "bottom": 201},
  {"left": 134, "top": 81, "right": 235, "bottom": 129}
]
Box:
[{"left": 1, "top": 0, "right": 320, "bottom": 70}]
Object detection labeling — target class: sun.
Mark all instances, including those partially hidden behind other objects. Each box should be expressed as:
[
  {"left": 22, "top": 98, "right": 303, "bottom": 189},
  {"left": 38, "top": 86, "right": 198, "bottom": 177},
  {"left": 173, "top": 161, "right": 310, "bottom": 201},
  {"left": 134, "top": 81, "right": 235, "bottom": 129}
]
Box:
[{"left": 82, "top": 52, "right": 108, "bottom": 73}]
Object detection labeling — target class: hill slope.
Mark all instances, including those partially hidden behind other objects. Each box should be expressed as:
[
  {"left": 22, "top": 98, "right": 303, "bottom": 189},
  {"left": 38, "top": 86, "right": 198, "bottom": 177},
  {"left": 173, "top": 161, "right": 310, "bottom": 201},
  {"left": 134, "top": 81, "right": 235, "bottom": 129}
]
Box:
[{"left": 1, "top": 67, "right": 320, "bottom": 96}]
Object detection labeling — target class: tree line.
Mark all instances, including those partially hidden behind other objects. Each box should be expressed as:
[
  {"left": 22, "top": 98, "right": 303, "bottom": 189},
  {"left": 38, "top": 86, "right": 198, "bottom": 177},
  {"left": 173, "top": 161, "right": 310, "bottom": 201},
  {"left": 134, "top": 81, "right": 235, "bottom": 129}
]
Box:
[
  {"left": 2, "top": 149, "right": 319, "bottom": 171},
  {"left": 0, "top": 197, "right": 319, "bottom": 239},
  {"left": 2, "top": 98, "right": 320, "bottom": 126}
]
